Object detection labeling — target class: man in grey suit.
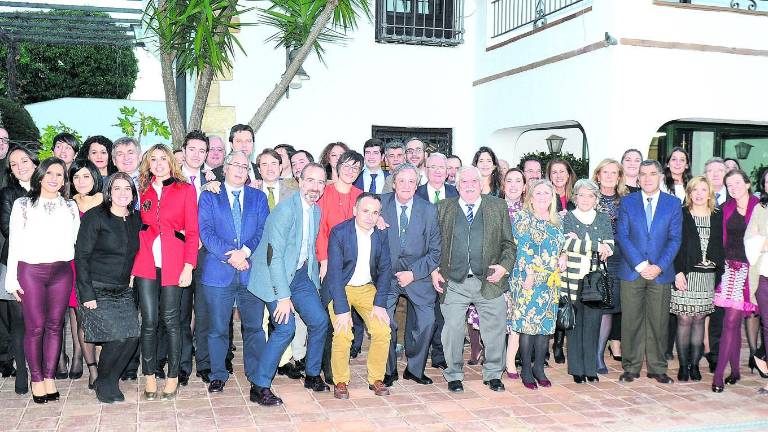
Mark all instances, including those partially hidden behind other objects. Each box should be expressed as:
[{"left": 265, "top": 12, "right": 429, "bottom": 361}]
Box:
[
  {"left": 381, "top": 163, "right": 441, "bottom": 386},
  {"left": 433, "top": 166, "right": 516, "bottom": 393}
]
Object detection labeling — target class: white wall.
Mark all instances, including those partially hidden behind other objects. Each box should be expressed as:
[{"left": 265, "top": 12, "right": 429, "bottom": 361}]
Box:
[
  {"left": 220, "top": 5, "right": 475, "bottom": 160},
  {"left": 474, "top": 0, "right": 768, "bottom": 169}
]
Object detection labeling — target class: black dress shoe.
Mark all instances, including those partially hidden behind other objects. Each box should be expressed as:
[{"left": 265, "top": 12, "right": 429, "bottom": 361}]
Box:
[
  {"left": 586, "top": 376, "right": 599, "bottom": 383},
  {"left": 121, "top": 370, "right": 138, "bottom": 381},
  {"left": 178, "top": 370, "right": 189, "bottom": 386},
  {"left": 350, "top": 346, "right": 361, "bottom": 359},
  {"left": 403, "top": 368, "right": 433, "bottom": 385},
  {"left": 573, "top": 375, "right": 585, "bottom": 384},
  {"left": 447, "top": 380, "right": 464, "bottom": 393},
  {"left": 277, "top": 363, "right": 304, "bottom": 380},
  {"left": 483, "top": 379, "right": 505, "bottom": 392},
  {"left": 196, "top": 369, "right": 211, "bottom": 383},
  {"left": 0, "top": 361, "right": 16, "bottom": 377},
  {"left": 250, "top": 385, "right": 283, "bottom": 406},
  {"left": 383, "top": 372, "right": 398, "bottom": 387},
  {"left": 294, "top": 358, "right": 306, "bottom": 372},
  {"left": 690, "top": 365, "right": 702, "bottom": 381},
  {"left": 647, "top": 373, "right": 674, "bottom": 384},
  {"left": 432, "top": 361, "right": 448, "bottom": 370},
  {"left": 94, "top": 382, "right": 114, "bottom": 404},
  {"left": 225, "top": 358, "right": 234, "bottom": 374},
  {"left": 208, "top": 380, "right": 225, "bottom": 393},
  {"left": 304, "top": 375, "right": 330, "bottom": 392},
  {"left": 619, "top": 372, "right": 639, "bottom": 382},
  {"left": 678, "top": 366, "right": 690, "bottom": 382}
]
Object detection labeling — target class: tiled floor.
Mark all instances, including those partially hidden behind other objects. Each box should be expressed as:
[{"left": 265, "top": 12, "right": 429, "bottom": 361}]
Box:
[{"left": 2, "top": 338, "right": 768, "bottom": 431}]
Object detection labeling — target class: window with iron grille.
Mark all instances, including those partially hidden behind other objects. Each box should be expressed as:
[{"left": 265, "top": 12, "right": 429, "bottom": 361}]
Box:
[
  {"left": 372, "top": 125, "right": 453, "bottom": 156},
  {"left": 375, "top": 0, "right": 464, "bottom": 46}
]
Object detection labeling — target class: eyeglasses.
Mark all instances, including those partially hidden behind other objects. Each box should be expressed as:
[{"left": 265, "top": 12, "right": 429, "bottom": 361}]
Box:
[
  {"left": 340, "top": 163, "right": 361, "bottom": 173},
  {"left": 405, "top": 148, "right": 424, "bottom": 155},
  {"left": 427, "top": 165, "right": 445, "bottom": 170},
  {"left": 227, "top": 162, "right": 250, "bottom": 172}
]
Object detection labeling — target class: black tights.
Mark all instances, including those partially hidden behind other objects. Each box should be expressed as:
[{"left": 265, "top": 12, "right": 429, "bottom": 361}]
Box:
[
  {"left": 519, "top": 334, "right": 549, "bottom": 383},
  {"left": 675, "top": 314, "right": 706, "bottom": 370},
  {"left": 97, "top": 337, "right": 139, "bottom": 398},
  {"left": 714, "top": 307, "right": 744, "bottom": 384},
  {"left": 137, "top": 270, "right": 182, "bottom": 378}
]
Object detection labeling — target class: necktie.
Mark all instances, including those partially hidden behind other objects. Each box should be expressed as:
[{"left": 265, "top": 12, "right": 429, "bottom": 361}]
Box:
[
  {"left": 132, "top": 175, "right": 140, "bottom": 210},
  {"left": 645, "top": 197, "right": 653, "bottom": 232},
  {"left": 189, "top": 175, "right": 196, "bottom": 191},
  {"left": 232, "top": 190, "right": 242, "bottom": 242},
  {"left": 369, "top": 173, "right": 378, "bottom": 194},
  {"left": 466, "top": 203, "right": 475, "bottom": 224},
  {"left": 399, "top": 205, "right": 409, "bottom": 247},
  {"left": 434, "top": 190, "right": 441, "bottom": 204},
  {"left": 715, "top": 192, "right": 721, "bottom": 204},
  {"left": 267, "top": 187, "right": 276, "bottom": 210}
]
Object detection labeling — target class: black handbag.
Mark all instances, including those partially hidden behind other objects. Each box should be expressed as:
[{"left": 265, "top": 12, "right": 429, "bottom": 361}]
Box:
[
  {"left": 556, "top": 293, "right": 576, "bottom": 330},
  {"left": 579, "top": 251, "right": 613, "bottom": 309}
]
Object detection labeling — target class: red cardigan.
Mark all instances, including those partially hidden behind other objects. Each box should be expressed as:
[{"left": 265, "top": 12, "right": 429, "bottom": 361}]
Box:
[{"left": 132, "top": 177, "right": 199, "bottom": 286}]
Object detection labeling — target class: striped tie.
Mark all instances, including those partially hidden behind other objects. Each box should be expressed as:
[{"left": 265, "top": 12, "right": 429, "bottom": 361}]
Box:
[{"left": 466, "top": 204, "right": 475, "bottom": 224}]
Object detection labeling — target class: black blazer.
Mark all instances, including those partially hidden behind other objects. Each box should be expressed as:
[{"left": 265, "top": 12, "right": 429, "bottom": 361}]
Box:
[
  {"left": 0, "top": 183, "right": 26, "bottom": 265},
  {"left": 674, "top": 207, "right": 725, "bottom": 285}
]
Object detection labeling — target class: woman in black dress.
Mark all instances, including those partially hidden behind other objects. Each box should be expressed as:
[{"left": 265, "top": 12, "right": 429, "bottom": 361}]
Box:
[{"left": 75, "top": 172, "right": 141, "bottom": 403}]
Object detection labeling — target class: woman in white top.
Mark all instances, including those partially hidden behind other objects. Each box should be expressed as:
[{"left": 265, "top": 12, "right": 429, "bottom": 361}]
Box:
[
  {"left": 6, "top": 157, "right": 80, "bottom": 404},
  {"left": 745, "top": 174, "right": 768, "bottom": 394},
  {"left": 661, "top": 146, "right": 690, "bottom": 201}
]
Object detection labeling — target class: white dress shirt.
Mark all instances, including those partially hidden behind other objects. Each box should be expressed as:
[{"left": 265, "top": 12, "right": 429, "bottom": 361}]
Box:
[
  {"left": 362, "top": 168, "right": 385, "bottom": 194},
  {"left": 183, "top": 165, "right": 203, "bottom": 201},
  {"left": 349, "top": 224, "right": 373, "bottom": 286},
  {"left": 715, "top": 186, "right": 727, "bottom": 206},
  {"left": 226, "top": 184, "right": 251, "bottom": 256},
  {"left": 394, "top": 197, "right": 414, "bottom": 235},
  {"left": 297, "top": 196, "right": 312, "bottom": 270},
  {"left": 151, "top": 182, "right": 163, "bottom": 268},
  {"left": 426, "top": 183, "right": 447, "bottom": 203},
  {"left": 262, "top": 180, "right": 282, "bottom": 205},
  {"left": 635, "top": 190, "right": 661, "bottom": 272}
]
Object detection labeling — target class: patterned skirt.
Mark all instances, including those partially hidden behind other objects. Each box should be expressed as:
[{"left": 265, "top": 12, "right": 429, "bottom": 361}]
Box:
[
  {"left": 670, "top": 271, "right": 715, "bottom": 316},
  {"left": 713, "top": 260, "right": 758, "bottom": 313},
  {"left": 79, "top": 281, "right": 139, "bottom": 343}
]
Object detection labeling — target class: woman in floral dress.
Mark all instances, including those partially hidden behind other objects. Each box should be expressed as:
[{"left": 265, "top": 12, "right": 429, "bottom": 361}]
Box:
[{"left": 510, "top": 179, "right": 566, "bottom": 390}]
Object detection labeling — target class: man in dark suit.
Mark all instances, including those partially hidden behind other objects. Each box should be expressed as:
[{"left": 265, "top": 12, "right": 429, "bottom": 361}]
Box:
[
  {"left": 179, "top": 130, "right": 211, "bottom": 385},
  {"left": 198, "top": 150, "right": 269, "bottom": 393},
  {"left": 433, "top": 166, "right": 515, "bottom": 393},
  {"left": 704, "top": 157, "right": 729, "bottom": 372},
  {"left": 617, "top": 159, "right": 682, "bottom": 384},
  {"left": 354, "top": 139, "right": 389, "bottom": 194},
  {"left": 414, "top": 153, "right": 457, "bottom": 370},
  {"left": 381, "top": 163, "right": 441, "bottom": 386},
  {"left": 211, "top": 124, "right": 258, "bottom": 183},
  {"left": 324, "top": 193, "right": 392, "bottom": 399}
]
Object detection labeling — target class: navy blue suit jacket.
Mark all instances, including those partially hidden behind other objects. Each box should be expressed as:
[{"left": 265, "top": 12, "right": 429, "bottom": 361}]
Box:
[
  {"left": 353, "top": 169, "right": 390, "bottom": 192},
  {"left": 616, "top": 190, "right": 682, "bottom": 284},
  {"left": 323, "top": 218, "right": 391, "bottom": 314},
  {"left": 415, "top": 183, "right": 458, "bottom": 203},
  {"left": 198, "top": 185, "right": 269, "bottom": 287}
]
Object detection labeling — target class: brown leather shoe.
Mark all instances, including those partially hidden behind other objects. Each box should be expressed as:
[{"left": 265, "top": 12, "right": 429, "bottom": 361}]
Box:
[
  {"left": 368, "top": 380, "right": 390, "bottom": 396},
  {"left": 334, "top": 383, "right": 350, "bottom": 399}
]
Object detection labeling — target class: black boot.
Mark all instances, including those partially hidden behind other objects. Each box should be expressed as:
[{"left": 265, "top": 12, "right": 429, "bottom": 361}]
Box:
[{"left": 552, "top": 330, "right": 565, "bottom": 364}]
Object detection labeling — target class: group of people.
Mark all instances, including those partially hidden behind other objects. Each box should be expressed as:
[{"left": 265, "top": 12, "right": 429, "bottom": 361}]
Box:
[{"left": 0, "top": 121, "right": 767, "bottom": 408}]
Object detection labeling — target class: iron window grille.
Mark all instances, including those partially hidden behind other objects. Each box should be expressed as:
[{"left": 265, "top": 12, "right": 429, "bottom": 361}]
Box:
[
  {"left": 375, "top": 0, "right": 464, "bottom": 46},
  {"left": 372, "top": 125, "right": 453, "bottom": 157}
]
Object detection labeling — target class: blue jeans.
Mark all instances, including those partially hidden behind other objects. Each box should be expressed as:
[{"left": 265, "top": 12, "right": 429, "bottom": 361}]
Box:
[{"left": 204, "top": 281, "right": 264, "bottom": 383}]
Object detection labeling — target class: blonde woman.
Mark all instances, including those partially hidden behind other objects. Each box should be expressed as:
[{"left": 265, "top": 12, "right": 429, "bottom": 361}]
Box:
[
  {"left": 132, "top": 144, "right": 198, "bottom": 401},
  {"left": 509, "top": 179, "right": 566, "bottom": 390}
]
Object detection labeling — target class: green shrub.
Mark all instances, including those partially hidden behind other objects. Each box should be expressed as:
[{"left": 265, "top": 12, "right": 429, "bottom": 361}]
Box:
[
  {"left": 0, "top": 97, "right": 40, "bottom": 142},
  {"left": 519, "top": 151, "right": 590, "bottom": 179}
]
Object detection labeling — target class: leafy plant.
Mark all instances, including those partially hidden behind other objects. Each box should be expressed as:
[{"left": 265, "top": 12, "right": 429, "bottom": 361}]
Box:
[
  {"left": 519, "top": 151, "right": 590, "bottom": 179},
  {"left": 38, "top": 122, "right": 82, "bottom": 160},
  {"left": 113, "top": 106, "right": 171, "bottom": 144},
  {"left": 0, "top": 97, "right": 40, "bottom": 143}
]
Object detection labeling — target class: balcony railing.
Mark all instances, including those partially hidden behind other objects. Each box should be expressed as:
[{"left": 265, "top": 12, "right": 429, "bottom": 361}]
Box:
[
  {"left": 662, "top": 0, "right": 768, "bottom": 11},
  {"left": 490, "top": 0, "right": 584, "bottom": 38},
  {"left": 376, "top": 0, "right": 465, "bottom": 46}
]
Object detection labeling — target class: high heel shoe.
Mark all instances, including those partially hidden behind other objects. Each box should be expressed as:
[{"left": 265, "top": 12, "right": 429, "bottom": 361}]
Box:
[
  {"left": 690, "top": 365, "right": 702, "bottom": 382},
  {"left": 86, "top": 362, "right": 98, "bottom": 390},
  {"left": 522, "top": 380, "right": 538, "bottom": 390},
  {"left": 724, "top": 374, "right": 740, "bottom": 385},
  {"left": 161, "top": 378, "right": 179, "bottom": 401},
  {"left": 608, "top": 346, "right": 622, "bottom": 362},
  {"left": 55, "top": 353, "right": 69, "bottom": 380},
  {"left": 45, "top": 391, "right": 60, "bottom": 402},
  {"left": 32, "top": 393, "right": 48, "bottom": 404},
  {"left": 712, "top": 383, "right": 724, "bottom": 393},
  {"left": 752, "top": 355, "right": 768, "bottom": 378}
]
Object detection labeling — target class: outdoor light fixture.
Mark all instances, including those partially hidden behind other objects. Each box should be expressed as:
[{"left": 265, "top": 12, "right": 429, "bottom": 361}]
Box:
[
  {"left": 546, "top": 134, "right": 566, "bottom": 154},
  {"left": 734, "top": 141, "right": 754, "bottom": 160},
  {"left": 286, "top": 46, "right": 310, "bottom": 90}
]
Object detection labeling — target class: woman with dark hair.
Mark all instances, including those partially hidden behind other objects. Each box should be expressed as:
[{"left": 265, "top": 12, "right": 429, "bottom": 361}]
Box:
[
  {"left": 746, "top": 169, "right": 768, "bottom": 393},
  {"left": 472, "top": 146, "right": 501, "bottom": 196},
  {"left": 133, "top": 144, "right": 198, "bottom": 401},
  {"left": 724, "top": 158, "right": 741, "bottom": 172},
  {"left": 712, "top": 169, "right": 759, "bottom": 392},
  {"left": 76, "top": 172, "right": 141, "bottom": 403},
  {"left": 621, "top": 149, "right": 642, "bottom": 193},
  {"left": 671, "top": 176, "right": 723, "bottom": 382},
  {"left": 0, "top": 145, "right": 37, "bottom": 394},
  {"left": 6, "top": 157, "right": 80, "bottom": 403},
  {"left": 547, "top": 159, "right": 576, "bottom": 213},
  {"left": 662, "top": 147, "right": 691, "bottom": 201},
  {"left": 501, "top": 168, "right": 525, "bottom": 377},
  {"left": 78, "top": 135, "right": 117, "bottom": 177},
  {"left": 58, "top": 159, "right": 103, "bottom": 388},
  {"left": 319, "top": 142, "right": 349, "bottom": 183},
  {"left": 52, "top": 133, "right": 80, "bottom": 171},
  {"left": 592, "top": 159, "right": 628, "bottom": 373}
]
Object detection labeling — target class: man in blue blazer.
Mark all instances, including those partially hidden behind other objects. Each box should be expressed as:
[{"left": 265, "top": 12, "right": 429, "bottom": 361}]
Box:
[
  {"left": 198, "top": 151, "right": 269, "bottom": 394},
  {"left": 415, "top": 153, "right": 459, "bottom": 204},
  {"left": 247, "top": 163, "right": 330, "bottom": 406},
  {"left": 616, "top": 159, "right": 682, "bottom": 384},
  {"left": 381, "top": 163, "right": 442, "bottom": 386},
  {"left": 353, "top": 138, "right": 390, "bottom": 194},
  {"left": 324, "top": 193, "right": 393, "bottom": 399}
]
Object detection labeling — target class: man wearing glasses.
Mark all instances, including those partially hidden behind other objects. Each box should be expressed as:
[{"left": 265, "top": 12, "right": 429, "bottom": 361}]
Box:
[
  {"left": 519, "top": 156, "right": 543, "bottom": 182},
  {"left": 383, "top": 138, "right": 428, "bottom": 193}
]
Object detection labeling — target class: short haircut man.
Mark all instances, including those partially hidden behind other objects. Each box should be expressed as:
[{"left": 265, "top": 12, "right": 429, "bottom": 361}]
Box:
[
  {"left": 446, "top": 155, "right": 462, "bottom": 186},
  {"left": 520, "top": 156, "right": 542, "bottom": 182},
  {"left": 290, "top": 150, "right": 314, "bottom": 180},
  {"left": 705, "top": 157, "right": 728, "bottom": 206}
]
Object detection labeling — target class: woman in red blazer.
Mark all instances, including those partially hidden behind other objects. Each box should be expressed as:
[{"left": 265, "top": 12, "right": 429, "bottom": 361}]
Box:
[{"left": 132, "top": 144, "right": 198, "bottom": 401}]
